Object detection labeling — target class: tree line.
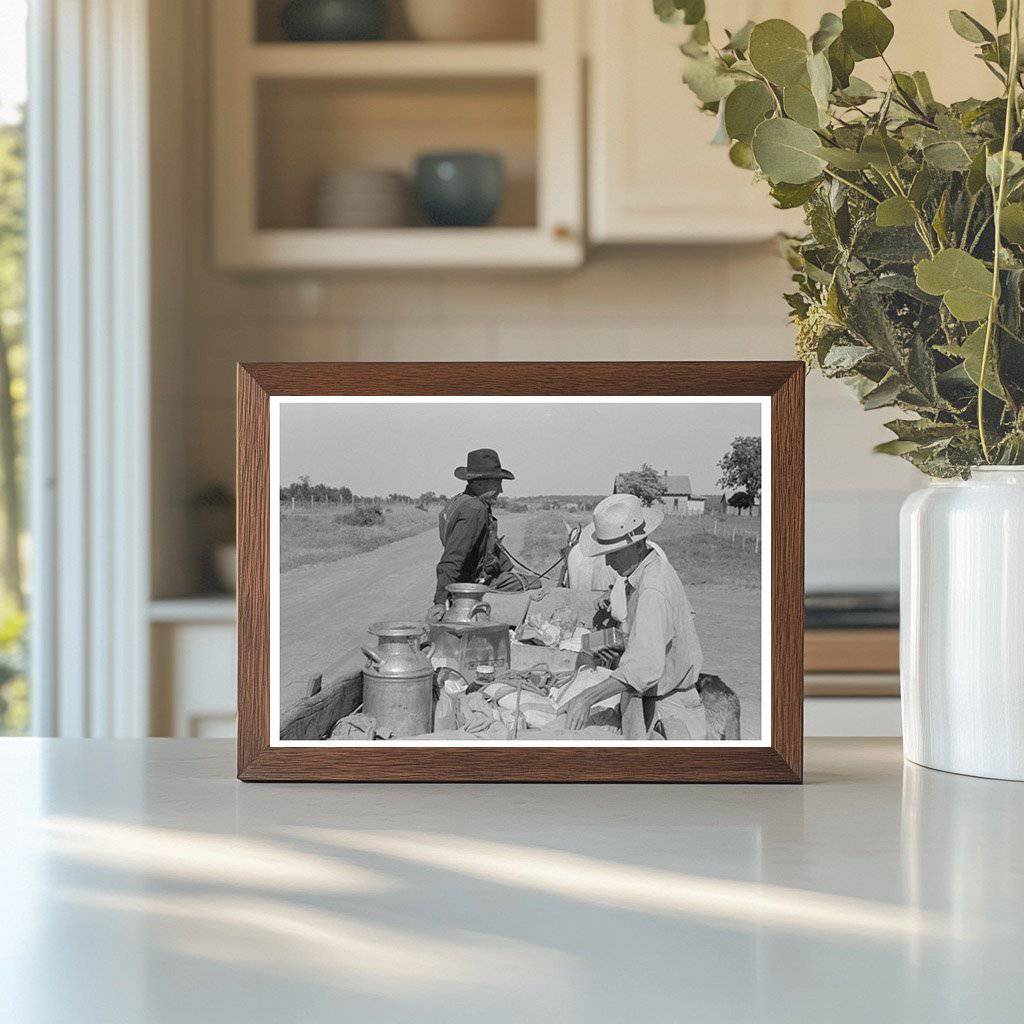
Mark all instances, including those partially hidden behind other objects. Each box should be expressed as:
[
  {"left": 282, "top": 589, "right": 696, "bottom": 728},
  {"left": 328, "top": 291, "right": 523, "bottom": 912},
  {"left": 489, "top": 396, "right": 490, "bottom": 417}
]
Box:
[{"left": 280, "top": 475, "right": 447, "bottom": 507}]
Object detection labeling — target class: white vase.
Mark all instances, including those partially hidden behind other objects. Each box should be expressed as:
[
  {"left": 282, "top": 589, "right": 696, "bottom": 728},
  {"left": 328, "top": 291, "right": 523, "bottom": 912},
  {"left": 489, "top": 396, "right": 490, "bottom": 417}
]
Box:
[{"left": 900, "top": 467, "right": 1024, "bottom": 780}]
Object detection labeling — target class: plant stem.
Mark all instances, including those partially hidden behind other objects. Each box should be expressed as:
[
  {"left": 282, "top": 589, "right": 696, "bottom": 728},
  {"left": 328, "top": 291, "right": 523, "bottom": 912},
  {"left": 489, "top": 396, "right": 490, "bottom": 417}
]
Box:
[
  {"left": 979, "top": 0, "right": 1021, "bottom": 462},
  {"left": 821, "top": 167, "right": 879, "bottom": 203},
  {"left": 880, "top": 54, "right": 930, "bottom": 120}
]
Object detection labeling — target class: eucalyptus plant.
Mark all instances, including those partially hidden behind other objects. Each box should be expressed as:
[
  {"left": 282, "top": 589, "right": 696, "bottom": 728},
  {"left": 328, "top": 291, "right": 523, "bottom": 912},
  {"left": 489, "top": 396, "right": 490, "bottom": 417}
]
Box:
[{"left": 659, "top": 0, "right": 1024, "bottom": 474}]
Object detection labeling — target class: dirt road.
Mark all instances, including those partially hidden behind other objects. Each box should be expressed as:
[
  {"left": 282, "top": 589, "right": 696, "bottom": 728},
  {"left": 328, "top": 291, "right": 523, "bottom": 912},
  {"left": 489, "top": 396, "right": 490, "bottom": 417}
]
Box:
[{"left": 280, "top": 512, "right": 531, "bottom": 714}]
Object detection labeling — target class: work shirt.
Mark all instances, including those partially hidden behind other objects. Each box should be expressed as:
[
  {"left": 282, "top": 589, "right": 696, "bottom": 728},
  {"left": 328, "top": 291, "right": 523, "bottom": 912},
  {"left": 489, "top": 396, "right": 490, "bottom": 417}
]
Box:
[
  {"left": 611, "top": 549, "right": 703, "bottom": 698},
  {"left": 433, "top": 490, "right": 510, "bottom": 605}
]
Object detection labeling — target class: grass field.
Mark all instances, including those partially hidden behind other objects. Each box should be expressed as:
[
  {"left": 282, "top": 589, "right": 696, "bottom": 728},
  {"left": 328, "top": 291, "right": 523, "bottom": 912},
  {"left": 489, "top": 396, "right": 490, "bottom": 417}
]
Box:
[
  {"left": 518, "top": 510, "right": 761, "bottom": 587},
  {"left": 280, "top": 503, "right": 436, "bottom": 573}
]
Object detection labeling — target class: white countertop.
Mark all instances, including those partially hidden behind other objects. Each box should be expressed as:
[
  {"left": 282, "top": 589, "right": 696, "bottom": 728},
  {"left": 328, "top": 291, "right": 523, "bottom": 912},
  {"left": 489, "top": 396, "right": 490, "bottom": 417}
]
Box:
[{"left": 2, "top": 738, "right": 1021, "bottom": 1023}]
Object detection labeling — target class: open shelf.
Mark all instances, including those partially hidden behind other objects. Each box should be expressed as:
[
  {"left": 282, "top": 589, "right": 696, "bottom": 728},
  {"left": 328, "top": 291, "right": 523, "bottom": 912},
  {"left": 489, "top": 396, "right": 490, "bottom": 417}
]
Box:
[
  {"left": 254, "top": 0, "right": 538, "bottom": 45},
  {"left": 213, "top": 0, "right": 581, "bottom": 268},
  {"left": 257, "top": 76, "right": 538, "bottom": 232},
  {"left": 249, "top": 42, "right": 544, "bottom": 77}
]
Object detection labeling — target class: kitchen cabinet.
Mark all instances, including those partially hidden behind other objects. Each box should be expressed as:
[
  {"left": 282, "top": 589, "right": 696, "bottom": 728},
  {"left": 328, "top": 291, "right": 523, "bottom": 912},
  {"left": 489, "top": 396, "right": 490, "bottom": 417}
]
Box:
[
  {"left": 211, "top": 0, "right": 583, "bottom": 269},
  {"left": 587, "top": 0, "right": 999, "bottom": 244}
]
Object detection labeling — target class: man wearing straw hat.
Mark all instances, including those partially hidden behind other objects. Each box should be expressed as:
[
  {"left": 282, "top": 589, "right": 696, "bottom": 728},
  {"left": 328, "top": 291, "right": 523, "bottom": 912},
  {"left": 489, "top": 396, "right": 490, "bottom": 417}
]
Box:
[
  {"left": 561, "top": 493, "right": 706, "bottom": 740},
  {"left": 427, "top": 448, "right": 518, "bottom": 622}
]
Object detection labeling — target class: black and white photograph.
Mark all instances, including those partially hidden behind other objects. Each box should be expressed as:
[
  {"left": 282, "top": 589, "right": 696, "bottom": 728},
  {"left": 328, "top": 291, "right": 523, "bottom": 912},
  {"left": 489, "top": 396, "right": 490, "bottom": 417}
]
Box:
[{"left": 271, "top": 396, "right": 770, "bottom": 745}]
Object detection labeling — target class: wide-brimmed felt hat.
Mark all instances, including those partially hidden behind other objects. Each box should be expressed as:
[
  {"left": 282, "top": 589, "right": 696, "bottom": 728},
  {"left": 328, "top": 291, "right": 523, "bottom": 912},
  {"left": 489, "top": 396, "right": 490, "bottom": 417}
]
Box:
[
  {"left": 579, "top": 493, "right": 664, "bottom": 556},
  {"left": 454, "top": 448, "right": 515, "bottom": 481}
]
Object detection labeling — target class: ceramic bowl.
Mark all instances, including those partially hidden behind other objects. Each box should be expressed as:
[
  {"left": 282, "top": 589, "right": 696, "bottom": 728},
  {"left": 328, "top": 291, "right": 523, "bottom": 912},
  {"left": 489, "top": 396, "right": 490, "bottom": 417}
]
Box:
[
  {"left": 414, "top": 152, "right": 504, "bottom": 228},
  {"left": 280, "top": 0, "right": 388, "bottom": 42},
  {"left": 403, "top": 0, "right": 534, "bottom": 42},
  {"left": 315, "top": 168, "right": 409, "bottom": 228}
]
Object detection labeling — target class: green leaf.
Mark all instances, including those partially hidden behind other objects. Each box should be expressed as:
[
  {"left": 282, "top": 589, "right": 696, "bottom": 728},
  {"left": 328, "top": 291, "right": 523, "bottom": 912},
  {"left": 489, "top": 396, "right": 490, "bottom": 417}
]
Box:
[
  {"left": 959, "top": 324, "right": 1007, "bottom": 398},
  {"left": 822, "top": 342, "right": 874, "bottom": 373},
  {"left": 752, "top": 117, "right": 827, "bottom": 184},
  {"left": 993, "top": 1, "right": 1008, "bottom": 24},
  {"left": 875, "top": 196, "right": 918, "bottom": 228},
  {"left": 728, "top": 140, "right": 758, "bottom": 169},
  {"left": 723, "top": 81, "right": 775, "bottom": 143},
  {"left": 912, "top": 71, "right": 935, "bottom": 105},
  {"left": 860, "top": 133, "right": 905, "bottom": 173},
  {"left": 948, "top": 10, "right": 993, "bottom": 44},
  {"left": 862, "top": 374, "right": 902, "bottom": 409},
  {"left": 909, "top": 165, "right": 936, "bottom": 205},
  {"left": 807, "top": 51, "right": 833, "bottom": 110},
  {"left": 884, "top": 419, "right": 962, "bottom": 443},
  {"left": 827, "top": 35, "right": 855, "bottom": 89},
  {"left": 689, "top": 20, "right": 710, "bottom": 46},
  {"left": 908, "top": 334, "right": 940, "bottom": 402},
  {"left": 1000, "top": 202, "right": 1024, "bottom": 242},
  {"left": 810, "top": 12, "right": 843, "bottom": 54},
  {"left": 842, "top": 1, "right": 894, "bottom": 60},
  {"left": 770, "top": 179, "right": 820, "bottom": 209},
  {"left": 923, "top": 141, "right": 973, "bottom": 171},
  {"left": 654, "top": 0, "right": 705, "bottom": 25},
  {"left": 892, "top": 72, "right": 919, "bottom": 102},
  {"left": 724, "top": 20, "right": 755, "bottom": 53},
  {"left": 748, "top": 19, "right": 810, "bottom": 87},
  {"left": 874, "top": 439, "right": 921, "bottom": 455},
  {"left": 653, "top": 0, "right": 676, "bottom": 23},
  {"left": 783, "top": 83, "right": 822, "bottom": 128},
  {"left": 967, "top": 143, "right": 993, "bottom": 193},
  {"left": 932, "top": 190, "right": 950, "bottom": 247},
  {"left": 814, "top": 145, "right": 872, "bottom": 170},
  {"left": 836, "top": 75, "right": 877, "bottom": 104},
  {"left": 681, "top": 55, "right": 736, "bottom": 103},
  {"left": 986, "top": 150, "right": 1024, "bottom": 190},
  {"left": 915, "top": 249, "right": 994, "bottom": 321}
]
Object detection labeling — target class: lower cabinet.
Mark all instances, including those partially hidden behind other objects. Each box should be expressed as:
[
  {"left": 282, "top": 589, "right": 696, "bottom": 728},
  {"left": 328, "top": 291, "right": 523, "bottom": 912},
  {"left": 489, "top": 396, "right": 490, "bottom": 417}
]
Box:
[{"left": 150, "top": 617, "right": 237, "bottom": 738}]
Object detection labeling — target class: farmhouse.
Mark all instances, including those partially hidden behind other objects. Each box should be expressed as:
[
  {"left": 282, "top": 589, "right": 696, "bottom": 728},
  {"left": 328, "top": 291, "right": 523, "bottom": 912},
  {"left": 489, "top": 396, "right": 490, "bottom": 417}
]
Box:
[{"left": 614, "top": 470, "right": 705, "bottom": 515}]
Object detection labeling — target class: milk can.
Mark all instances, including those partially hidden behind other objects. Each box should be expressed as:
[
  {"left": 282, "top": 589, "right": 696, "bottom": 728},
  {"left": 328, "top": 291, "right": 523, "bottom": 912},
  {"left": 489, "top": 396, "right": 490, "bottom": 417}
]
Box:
[
  {"left": 361, "top": 622, "right": 435, "bottom": 738},
  {"left": 441, "top": 582, "right": 492, "bottom": 624},
  {"left": 430, "top": 584, "right": 511, "bottom": 683}
]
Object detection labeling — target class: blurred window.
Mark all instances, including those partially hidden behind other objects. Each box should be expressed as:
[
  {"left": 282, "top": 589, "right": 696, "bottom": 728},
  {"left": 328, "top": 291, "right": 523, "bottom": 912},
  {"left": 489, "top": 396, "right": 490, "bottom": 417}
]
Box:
[{"left": 0, "top": 0, "right": 28, "bottom": 734}]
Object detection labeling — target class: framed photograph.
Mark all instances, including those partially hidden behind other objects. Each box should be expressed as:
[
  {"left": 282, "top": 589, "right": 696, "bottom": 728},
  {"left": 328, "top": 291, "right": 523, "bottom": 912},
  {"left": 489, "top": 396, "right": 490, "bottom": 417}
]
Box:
[{"left": 237, "top": 362, "right": 803, "bottom": 782}]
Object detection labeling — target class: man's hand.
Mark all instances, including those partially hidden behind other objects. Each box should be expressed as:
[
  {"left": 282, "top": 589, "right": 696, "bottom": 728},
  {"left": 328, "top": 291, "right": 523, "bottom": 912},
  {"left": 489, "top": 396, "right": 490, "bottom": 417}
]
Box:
[
  {"left": 561, "top": 692, "right": 594, "bottom": 730},
  {"left": 426, "top": 604, "right": 447, "bottom": 623},
  {"left": 594, "top": 646, "right": 621, "bottom": 669}
]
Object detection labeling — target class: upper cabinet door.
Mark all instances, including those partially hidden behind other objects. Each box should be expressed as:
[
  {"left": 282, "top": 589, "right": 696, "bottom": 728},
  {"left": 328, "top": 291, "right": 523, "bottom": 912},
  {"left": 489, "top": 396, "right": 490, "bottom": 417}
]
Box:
[
  {"left": 587, "top": 1, "right": 1003, "bottom": 246},
  {"left": 588, "top": 1, "right": 811, "bottom": 243}
]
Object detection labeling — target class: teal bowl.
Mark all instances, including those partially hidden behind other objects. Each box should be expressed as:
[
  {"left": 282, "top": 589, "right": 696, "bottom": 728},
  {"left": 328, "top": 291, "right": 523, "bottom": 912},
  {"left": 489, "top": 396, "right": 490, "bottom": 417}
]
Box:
[
  {"left": 415, "top": 152, "right": 505, "bottom": 228},
  {"left": 281, "top": 0, "right": 388, "bottom": 42}
]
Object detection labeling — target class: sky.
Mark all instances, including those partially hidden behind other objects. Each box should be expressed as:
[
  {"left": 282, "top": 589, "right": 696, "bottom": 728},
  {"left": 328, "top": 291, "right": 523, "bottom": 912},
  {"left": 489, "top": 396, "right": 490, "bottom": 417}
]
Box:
[
  {"left": 279, "top": 398, "right": 763, "bottom": 497},
  {"left": 0, "top": 2, "right": 26, "bottom": 124}
]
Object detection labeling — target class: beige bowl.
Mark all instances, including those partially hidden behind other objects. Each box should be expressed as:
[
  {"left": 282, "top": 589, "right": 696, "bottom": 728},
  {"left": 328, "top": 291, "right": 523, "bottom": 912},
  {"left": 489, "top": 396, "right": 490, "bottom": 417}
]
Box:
[
  {"left": 404, "top": 0, "right": 534, "bottom": 42},
  {"left": 314, "top": 168, "right": 410, "bottom": 228}
]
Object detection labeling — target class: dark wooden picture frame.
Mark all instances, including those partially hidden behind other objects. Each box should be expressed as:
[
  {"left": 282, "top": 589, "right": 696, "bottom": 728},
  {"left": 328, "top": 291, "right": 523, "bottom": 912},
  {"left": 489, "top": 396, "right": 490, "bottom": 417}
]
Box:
[{"left": 237, "top": 362, "right": 804, "bottom": 782}]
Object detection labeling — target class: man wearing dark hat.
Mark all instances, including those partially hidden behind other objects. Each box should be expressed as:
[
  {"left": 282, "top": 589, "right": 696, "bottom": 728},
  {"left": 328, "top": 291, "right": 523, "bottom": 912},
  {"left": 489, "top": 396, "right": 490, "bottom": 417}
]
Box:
[{"left": 428, "top": 448, "right": 518, "bottom": 622}]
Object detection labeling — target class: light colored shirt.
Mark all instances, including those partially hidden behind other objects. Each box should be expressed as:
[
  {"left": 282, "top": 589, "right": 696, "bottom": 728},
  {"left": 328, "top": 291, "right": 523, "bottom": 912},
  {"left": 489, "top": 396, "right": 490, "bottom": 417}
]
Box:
[{"left": 611, "top": 549, "right": 703, "bottom": 698}]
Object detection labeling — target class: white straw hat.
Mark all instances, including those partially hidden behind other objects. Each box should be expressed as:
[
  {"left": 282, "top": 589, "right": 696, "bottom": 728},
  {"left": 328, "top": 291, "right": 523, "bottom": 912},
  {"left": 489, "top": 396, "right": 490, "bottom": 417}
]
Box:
[{"left": 579, "top": 493, "right": 664, "bottom": 557}]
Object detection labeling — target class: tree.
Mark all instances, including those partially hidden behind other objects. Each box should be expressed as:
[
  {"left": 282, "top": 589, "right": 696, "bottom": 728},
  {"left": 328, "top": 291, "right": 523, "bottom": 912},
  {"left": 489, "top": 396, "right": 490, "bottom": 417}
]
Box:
[
  {"left": 616, "top": 463, "right": 668, "bottom": 507},
  {"left": 718, "top": 436, "right": 761, "bottom": 504},
  {"left": 728, "top": 491, "right": 753, "bottom": 516},
  {"left": 339, "top": 486, "right": 352, "bottom": 504}
]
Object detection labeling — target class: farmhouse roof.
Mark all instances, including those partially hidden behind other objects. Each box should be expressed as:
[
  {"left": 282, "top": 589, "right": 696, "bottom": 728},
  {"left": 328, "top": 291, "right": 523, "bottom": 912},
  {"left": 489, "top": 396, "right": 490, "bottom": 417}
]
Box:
[{"left": 661, "top": 475, "right": 692, "bottom": 495}]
